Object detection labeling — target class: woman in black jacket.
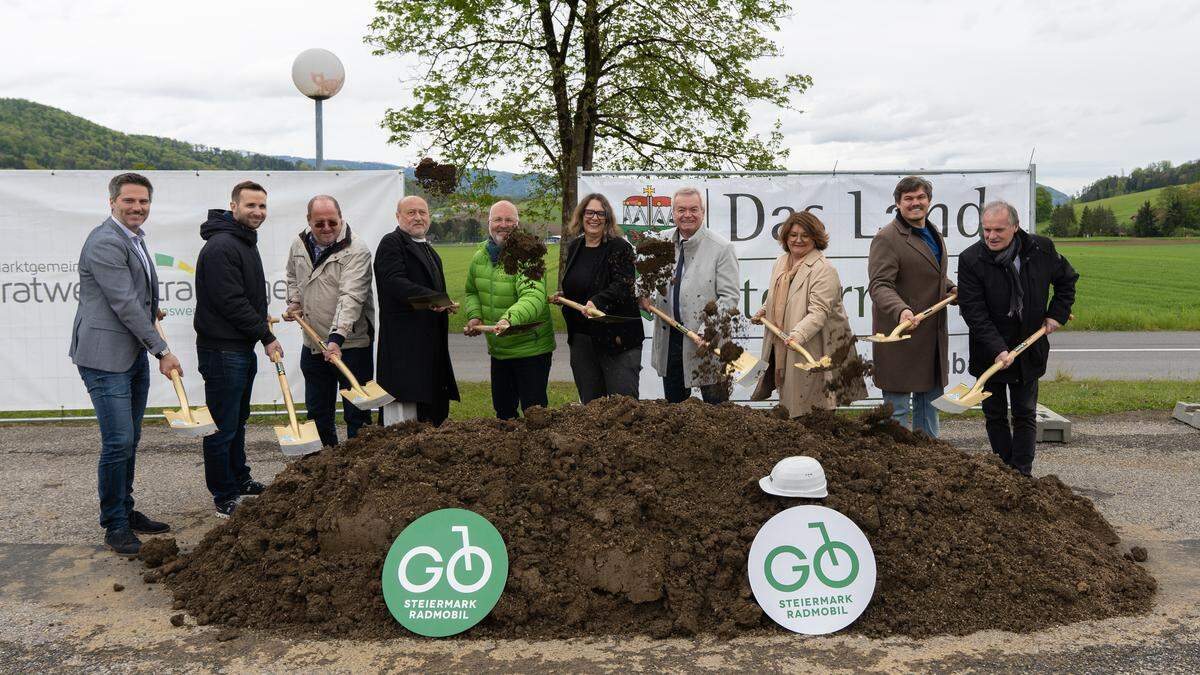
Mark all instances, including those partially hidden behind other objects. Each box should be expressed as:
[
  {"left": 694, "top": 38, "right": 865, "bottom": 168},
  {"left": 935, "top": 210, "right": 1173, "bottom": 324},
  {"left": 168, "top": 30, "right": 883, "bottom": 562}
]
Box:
[{"left": 553, "top": 193, "right": 644, "bottom": 403}]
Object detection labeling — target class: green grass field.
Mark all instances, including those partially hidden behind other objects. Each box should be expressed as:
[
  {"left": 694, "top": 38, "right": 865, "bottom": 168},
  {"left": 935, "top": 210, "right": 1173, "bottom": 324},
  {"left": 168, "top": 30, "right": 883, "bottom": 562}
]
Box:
[
  {"left": 435, "top": 243, "right": 566, "bottom": 333},
  {"left": 1056, "top": 239, "right": 1200, "bottom": 330},
  {"left": 2, "top": 379, "right": 1194, "bottom": 423},
  {"left": 1062, "top": 186, "right": 1176, "bottom": 226}
]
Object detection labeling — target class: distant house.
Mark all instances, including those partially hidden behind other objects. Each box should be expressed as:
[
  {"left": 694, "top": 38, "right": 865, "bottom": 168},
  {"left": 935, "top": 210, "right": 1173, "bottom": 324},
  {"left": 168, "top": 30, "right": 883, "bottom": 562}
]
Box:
[{"left": 544, "top": 235, "right": 562, "bottom": 244}]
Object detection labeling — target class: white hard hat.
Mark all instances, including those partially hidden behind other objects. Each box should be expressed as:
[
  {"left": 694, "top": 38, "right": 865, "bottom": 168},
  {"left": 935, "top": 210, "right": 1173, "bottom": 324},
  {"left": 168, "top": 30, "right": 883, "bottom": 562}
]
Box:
[{"left": 759, "top": 456, "right": 828, "bottom": 498}]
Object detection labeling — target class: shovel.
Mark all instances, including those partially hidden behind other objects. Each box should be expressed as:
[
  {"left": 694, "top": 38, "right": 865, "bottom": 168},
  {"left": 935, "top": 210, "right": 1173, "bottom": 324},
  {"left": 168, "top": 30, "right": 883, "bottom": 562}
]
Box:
[
  {"left": 408, "top": 291, "right": 459, "bottom": 312},
  {"left": 759, "top": 317, "right": 834, "bottom": 372},
  {"left": 286, "top": 312, "right": 395, "bottom": 410},
  {"left": 466, "top": 321, "right": 545, "bottom": 336},
  {"left": 862, "top": 294, "right": 957, "bottom": 343},
  {"left": 152, "top": 320, "right": 216, "bottom": 437},
  {"left": 643, "top": 303, "right": 760, "bottom": 381},
  {"left": 933, "top": 315, "right": 1073, "bottom": 414},
  {"left": 266, "top": 317, "right": 323, "bottom": 456},
  {"left": 551, "top": 295, "right": 642, "bottom": 323}
]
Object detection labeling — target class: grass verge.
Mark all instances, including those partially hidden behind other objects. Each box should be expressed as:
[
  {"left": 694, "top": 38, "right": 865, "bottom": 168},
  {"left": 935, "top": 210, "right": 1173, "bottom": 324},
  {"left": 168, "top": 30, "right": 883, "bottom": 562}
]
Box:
[
  {"left": 3, "top": 380, "right": 1195, "bottom": 425},
  {"left": 1055, "top": 241, "right": 1200, "bottom": 331}
]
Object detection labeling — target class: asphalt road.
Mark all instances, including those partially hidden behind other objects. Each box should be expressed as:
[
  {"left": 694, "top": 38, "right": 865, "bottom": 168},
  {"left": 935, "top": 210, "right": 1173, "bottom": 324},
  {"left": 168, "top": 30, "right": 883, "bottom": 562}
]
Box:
[
  {"left": 0, "top": 412, "right": 1197, "bottom": 672},
  {"left": 448, "top": 331, "right": 1200, "bottom": 382}
]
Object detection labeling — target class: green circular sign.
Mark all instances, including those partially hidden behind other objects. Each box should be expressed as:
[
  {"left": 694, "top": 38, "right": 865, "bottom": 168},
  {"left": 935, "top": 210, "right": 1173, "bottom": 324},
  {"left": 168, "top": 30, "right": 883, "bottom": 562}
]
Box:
[{"left": 381, "top": 508, "right": 509, "bottom": 637}]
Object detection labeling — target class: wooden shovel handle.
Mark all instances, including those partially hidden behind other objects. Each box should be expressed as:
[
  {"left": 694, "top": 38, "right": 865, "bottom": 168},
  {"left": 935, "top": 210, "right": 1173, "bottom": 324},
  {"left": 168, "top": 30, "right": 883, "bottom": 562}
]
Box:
[
  {"left": 891, "top": 294, "right": 958, "bottom": 337},
  {"left": 285, "top": 312, "right": 364, "bottom": 391},
  {"left": 266, "top": 317, "right": 302, "bottom": 435},
  {"left": 972, "top": 313, "right": 1074, "bottom": 391},
  {"left": 643, "top": 304, "right": 704, "bottom": 347},
  {"left": 153, "top": 319, "right": 193, "bottom": 418},
  {"left": 553, "top": 295, "right": 605, "bottom": 319}
]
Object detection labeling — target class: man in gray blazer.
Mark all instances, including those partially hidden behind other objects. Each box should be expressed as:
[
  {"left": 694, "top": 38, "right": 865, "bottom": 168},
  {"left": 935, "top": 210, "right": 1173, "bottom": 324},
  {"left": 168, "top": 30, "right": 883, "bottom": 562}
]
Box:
[
  {"left": 640, "top": 187, "right": 741, "bottom": 403},
  {"left": 70, "top": 173, "right": 181, "bottom": 557}
]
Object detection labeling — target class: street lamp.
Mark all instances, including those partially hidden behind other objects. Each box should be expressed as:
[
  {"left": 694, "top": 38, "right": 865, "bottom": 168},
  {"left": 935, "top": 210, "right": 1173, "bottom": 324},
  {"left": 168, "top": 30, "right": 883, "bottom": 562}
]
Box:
[{"left": 291, "top": 48, "right": 345, "bottom": 170}]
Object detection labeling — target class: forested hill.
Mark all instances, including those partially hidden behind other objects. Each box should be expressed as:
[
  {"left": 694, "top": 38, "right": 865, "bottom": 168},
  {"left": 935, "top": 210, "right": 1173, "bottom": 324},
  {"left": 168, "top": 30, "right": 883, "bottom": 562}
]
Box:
[{"left": 0, "top": 98, "right": 302, "bottom": 171}]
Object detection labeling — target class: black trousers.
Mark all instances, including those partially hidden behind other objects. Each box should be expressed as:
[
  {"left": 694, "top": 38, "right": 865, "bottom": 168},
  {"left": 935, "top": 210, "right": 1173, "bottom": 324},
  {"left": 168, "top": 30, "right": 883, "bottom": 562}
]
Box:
[
  {"left": 981, "top": 378, "right": 1039, "bottom": 476},
  {"left": 300, "top": 346, "right": 375, "bottom": 448},
  {"left": 663, "top": 329, "right": 729, "bottom": 404},
  {"left": 490, "top": 353, "right": 552, "bottom": 419}
]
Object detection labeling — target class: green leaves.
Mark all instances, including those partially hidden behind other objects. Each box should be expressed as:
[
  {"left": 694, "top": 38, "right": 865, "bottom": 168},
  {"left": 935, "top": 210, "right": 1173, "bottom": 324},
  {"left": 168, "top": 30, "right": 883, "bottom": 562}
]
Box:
[{"left": 367, "top": 0, "right": 810, "bottom": 213}]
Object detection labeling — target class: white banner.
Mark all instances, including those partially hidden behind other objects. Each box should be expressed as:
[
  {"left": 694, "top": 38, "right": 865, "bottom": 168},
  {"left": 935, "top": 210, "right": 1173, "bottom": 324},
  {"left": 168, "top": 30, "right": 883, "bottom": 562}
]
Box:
[
  {"left": 576, "top": 170, "right": 1033, "bottom": 404},
  {"left": 0, "top": 170, "right": 404, "bottom": 411}
]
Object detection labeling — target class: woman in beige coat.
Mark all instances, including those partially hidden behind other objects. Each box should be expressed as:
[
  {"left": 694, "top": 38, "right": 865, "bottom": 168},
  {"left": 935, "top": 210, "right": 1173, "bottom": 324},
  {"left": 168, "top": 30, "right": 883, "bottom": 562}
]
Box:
[{"left": 751, "top": 211, "right": 866, "bottom": 415}]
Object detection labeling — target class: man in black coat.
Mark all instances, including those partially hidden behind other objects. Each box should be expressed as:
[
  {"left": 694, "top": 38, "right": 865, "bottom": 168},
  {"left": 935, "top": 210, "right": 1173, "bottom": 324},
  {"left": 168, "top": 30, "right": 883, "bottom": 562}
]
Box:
[
  {"left": 374, "top": 196, "right": 460, "bottom": 425},
  {"left": 194, "top": 180, "right": 281, "bottom": 518},
  {"left": 957, "top": 200, "right": 1078, "bottom": 476}
]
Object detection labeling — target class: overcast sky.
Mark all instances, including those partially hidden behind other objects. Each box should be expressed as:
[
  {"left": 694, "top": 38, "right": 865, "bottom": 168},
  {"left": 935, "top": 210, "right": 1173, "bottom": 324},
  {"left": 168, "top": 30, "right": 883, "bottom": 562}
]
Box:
[{"left": 3, "top": 0, "right": 1197, "bottom": 193}]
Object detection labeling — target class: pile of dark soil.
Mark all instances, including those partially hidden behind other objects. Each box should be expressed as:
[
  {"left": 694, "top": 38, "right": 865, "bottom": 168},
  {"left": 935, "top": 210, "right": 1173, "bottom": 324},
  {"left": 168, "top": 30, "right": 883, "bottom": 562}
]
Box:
[
  {"left": 165, "top": 399, "right": 1155, "bottom": 640},
  {"left": 499, "top": 229, "right": 547, "bottom": 281},
  {"left": 631, "top": 231, "right": 675, "bottom": 296}
]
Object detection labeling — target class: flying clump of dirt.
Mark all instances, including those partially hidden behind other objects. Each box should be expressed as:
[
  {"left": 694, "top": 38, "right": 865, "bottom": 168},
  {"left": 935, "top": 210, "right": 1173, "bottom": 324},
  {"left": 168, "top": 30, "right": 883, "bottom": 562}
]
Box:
[
  {"left": 691, "top": 300, "right": 750, "bottom": 394},
  {"left": 162, "top": 398, "right": 1155, "bottom": 640},
  {"left": 630, "top": 230, "right": 676, "bottom": 297},
  {"left": 413, "top": 157, "right": 458, "bottom": 195},
  {"left": 499, "top": 229, "right": 547, "bottom": 281},
  {"left": 823, "top": 328, "right": 872, "bottom": 405}
]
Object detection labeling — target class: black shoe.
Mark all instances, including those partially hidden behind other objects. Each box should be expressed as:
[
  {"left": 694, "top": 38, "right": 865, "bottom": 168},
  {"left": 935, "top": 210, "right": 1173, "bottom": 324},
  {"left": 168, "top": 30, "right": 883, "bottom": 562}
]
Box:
[
  {"left": 239, "top": 479, "right": 266, "bottom": 496},
  {"left": 215, "top": 498, "right": 239, "bottom": 519},
  {"left": 128, "top": 510, "right": 171, "bottom": 535},
  {"left": 105, "top": 528, "right": 142, "bottom": 557}
]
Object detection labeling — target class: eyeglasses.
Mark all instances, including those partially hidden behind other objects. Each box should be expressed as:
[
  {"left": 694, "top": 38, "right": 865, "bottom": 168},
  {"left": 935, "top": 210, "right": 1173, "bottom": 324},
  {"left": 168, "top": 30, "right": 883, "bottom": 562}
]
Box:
[
  {"left": 311, "top": 221, "right": 338, "bottom": 229},
  {"left": 583, "top": 209, "right": 607, "bottom": 220}
]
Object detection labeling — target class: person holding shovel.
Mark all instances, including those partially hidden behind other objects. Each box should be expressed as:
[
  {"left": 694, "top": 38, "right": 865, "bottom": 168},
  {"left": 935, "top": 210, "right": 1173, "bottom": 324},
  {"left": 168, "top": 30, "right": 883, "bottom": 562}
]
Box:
[
  {"left": 552, "top": 193, "right": 644, "bottom": 403},
  {"left": 194, "top": 180, "right": 279, "bottom": 519},
  {"left": 464, "top": 200, "right": 555, "bottom": 419},
  {"left": 868, "top": 176, "right": 957, "bottom": 437},
  {"left": 750, "top": 211, "right": 866, "bottom": 414},
  {"left": 283, "top": 195, "right": 376, "bottom": 446},
  {"left": 374, "top": 195, "right": 460, "bottom": 426},
  {"left": 957, "top": 201, "right": 1077, "bottom": 476},
  {"left": 640, "top": 187, "right": 741, "bottom": 404},
  {"left": 70, "top": 173, "right": 177, "bottom": 556}
]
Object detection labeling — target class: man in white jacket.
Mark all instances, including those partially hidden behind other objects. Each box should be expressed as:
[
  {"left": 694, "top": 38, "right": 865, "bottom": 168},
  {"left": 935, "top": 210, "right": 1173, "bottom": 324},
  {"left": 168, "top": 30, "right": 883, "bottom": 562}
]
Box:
[
  {"left": 284, "top": 195, "right": 376, "bottom": 447},
  {"left": 640, "top": 187, "right": 741, "bottom": 403}
]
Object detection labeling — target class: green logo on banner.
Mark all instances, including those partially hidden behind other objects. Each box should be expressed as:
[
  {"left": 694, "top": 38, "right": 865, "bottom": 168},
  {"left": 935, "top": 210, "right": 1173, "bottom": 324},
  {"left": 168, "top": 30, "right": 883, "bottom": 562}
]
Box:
[{"left": 381, "top": 508, "right": 509, "bottom": 637}]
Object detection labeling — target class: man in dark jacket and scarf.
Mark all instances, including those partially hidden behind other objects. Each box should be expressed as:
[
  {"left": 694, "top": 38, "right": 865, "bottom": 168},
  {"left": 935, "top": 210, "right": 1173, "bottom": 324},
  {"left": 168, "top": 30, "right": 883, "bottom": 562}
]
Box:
[
  {"left": 194, "top": 180, "right": 282, "bottom": 518},
  {"left": 957, "top": 200, "right": 1078, "bottom": 476}
]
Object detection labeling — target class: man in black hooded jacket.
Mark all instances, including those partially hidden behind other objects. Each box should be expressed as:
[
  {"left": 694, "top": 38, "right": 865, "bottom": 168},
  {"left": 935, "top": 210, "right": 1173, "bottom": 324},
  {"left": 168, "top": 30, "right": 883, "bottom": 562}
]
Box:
[
  {"left": 194, "top": 180, "right": 283, "bottom": 518},
  {"left": 957, "top": 200, "right": 1078, "bottom": 476}
]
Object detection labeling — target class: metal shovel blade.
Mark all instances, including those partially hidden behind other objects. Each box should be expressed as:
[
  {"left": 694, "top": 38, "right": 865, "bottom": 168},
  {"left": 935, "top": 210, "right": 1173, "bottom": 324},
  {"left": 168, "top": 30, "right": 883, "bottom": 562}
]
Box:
[
  {"left": 408, "top": 291, "right": 454, "bottom": 310},
  {"left": 726, "top": 351, "right": 762, "bottom": 383},
  {"left": 340, "top": 380, "right": 395, "bottom": 410},
  {"left": 931, "top": 384, "right": 992, "bottom": 414},
  {"left": 274, "top": 420, "right": 323, "bottom": 456},
  {"left": 862, "top": 333, "right": 912, "bottom": 344},
  {"left": 794, "top": 356, "right": 834, "bottom": 373},
  {"left": 164, "top": 406, "right": 217, "bottom": 437}
]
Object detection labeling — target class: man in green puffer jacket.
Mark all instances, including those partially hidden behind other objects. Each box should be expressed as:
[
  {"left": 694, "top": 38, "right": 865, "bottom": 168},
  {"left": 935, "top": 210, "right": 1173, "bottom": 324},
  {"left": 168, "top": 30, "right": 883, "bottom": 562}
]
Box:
[{"left": 464, "top": 200, "right": 556, "bottom": 419}]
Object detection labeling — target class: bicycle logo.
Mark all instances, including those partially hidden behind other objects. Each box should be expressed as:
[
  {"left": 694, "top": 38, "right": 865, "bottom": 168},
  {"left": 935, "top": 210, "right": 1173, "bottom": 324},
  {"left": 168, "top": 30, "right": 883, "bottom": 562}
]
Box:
[
  {"left": 765, "top": 520, "right": 860, "bottom": 591},
  {"left": 398, "top": 524, "right": 493, "bottom": 594}
]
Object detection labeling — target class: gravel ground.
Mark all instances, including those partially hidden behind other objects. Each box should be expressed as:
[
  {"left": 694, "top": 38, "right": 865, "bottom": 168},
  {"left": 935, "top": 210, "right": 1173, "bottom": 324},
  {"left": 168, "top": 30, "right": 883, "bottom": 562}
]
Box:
[{"left": 0, "top": 411, "right": 1198, "bottom": 673}]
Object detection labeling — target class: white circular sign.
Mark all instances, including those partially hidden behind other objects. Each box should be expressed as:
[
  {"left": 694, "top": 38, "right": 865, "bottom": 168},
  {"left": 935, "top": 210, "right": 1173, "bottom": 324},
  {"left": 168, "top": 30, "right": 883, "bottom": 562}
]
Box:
[
  {"left": 747, "top": 505, "right": 876, "bottom": 635},
  {"left": 291, "top": 48, "right": 345, "bottom": 100}
]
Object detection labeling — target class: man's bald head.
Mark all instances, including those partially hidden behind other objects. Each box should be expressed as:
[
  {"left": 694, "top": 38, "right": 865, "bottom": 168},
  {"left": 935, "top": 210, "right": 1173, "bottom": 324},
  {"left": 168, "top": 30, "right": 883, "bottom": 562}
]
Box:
[
  {"left": 396, "top": 195, "right": 431, "bottom": 238},
  {"left": 488, "top": 200, "right": 519, "bottom": 243}
]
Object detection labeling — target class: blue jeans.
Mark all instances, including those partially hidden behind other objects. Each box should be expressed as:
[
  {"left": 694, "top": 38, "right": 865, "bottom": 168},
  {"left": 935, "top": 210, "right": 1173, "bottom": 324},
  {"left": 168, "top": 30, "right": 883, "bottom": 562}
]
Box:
[
  {"left": 883, "top": 387, "right": 943, "bottom": 438},
  {"left": 197, "top": 348, "right": 256, "bottom": 505},
  {"left": 78, "top": 355, "right": 150, "bottom": 532},
  {"left": 300, "top": 346, "right": 375, "bottom": 447}
]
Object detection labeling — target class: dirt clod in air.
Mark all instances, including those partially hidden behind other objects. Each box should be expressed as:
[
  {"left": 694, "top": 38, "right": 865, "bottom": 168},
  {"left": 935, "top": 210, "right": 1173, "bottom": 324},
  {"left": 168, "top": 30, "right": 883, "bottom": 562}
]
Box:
[
  {"left": 499, "top": 229, "right": 547, "bottom": 281},
  {"left": 823, "top": 329, "right": 872, "bottom": 406},
  {"left": 631, "top": 231, "right": 676, "bottom": 297},
  {"left": 413, "top": 157, "right": 458, "bottom": 195},
  {"left": 164, "top": 398, "right": 1155, "bottom": 640}
]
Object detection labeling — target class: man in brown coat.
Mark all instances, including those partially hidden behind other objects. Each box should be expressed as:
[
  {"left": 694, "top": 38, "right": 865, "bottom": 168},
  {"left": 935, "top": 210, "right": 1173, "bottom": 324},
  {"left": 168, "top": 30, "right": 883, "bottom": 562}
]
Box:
[{"left": 868, "top": 176, "right": 957, "bottom": 437}]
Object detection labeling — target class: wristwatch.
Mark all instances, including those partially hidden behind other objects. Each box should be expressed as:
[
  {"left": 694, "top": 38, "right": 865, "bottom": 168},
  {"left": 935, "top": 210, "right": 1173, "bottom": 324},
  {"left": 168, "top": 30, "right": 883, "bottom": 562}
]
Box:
[{"left": 155, "top": 347, "right": 171, "bottom": 360}]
